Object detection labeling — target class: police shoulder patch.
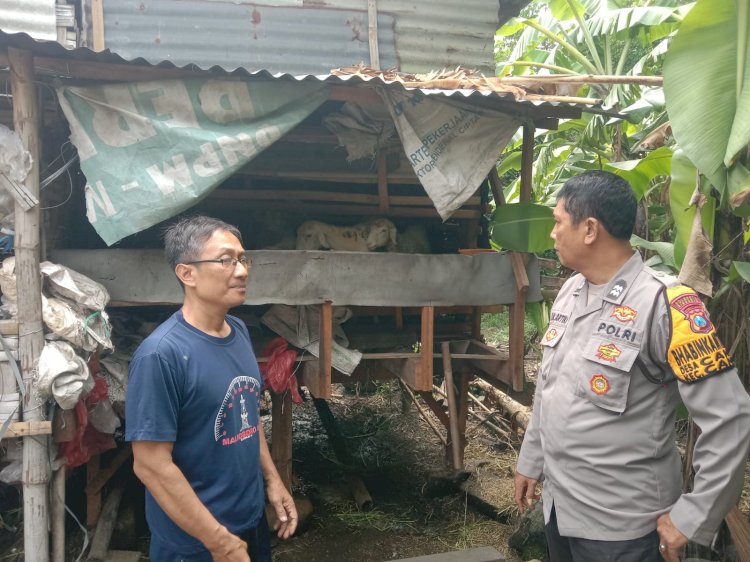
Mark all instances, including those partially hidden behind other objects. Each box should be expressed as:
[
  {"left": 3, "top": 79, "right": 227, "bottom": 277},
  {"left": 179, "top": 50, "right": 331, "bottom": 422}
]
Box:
[{"left": 666, "top": 286, "right": 733, "bottom": 383}]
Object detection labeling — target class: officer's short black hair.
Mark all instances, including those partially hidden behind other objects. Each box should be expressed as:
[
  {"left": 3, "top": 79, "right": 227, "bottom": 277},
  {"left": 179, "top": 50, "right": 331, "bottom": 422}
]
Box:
[{"left": 557, "top": 170, "right": 636, "bottom": 240}]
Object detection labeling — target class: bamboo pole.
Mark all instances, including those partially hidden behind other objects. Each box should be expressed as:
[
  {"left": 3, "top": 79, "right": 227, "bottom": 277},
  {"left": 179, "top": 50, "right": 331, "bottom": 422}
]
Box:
[
  {"left": 9, "top": 47, "right": 49, "bottom": 562},
  {"left": 51, "top": 467, "right": 65, "bottom": 562}
]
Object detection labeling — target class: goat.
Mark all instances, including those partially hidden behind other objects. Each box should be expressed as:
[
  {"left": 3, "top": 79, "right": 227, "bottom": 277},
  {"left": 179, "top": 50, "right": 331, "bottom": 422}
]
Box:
[{"left": 296, "top": 218, "right": 397, "bottom": 252}]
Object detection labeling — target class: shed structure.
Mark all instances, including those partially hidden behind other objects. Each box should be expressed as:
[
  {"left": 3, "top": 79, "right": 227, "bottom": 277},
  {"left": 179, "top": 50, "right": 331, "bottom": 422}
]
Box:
[{"left": 0, "top": 28, "right": 602, "bottom": 561}]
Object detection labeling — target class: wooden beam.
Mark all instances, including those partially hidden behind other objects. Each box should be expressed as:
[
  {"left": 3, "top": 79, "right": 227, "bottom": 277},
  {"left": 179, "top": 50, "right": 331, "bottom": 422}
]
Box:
[
  {"left": 367, "top": 0, "right": 380, "bottom": 70},
  {"left": 328, "top": 86, "right": 383, "bottom": 105},
  {"left": 488, "top": 168, "right": 505, "bottom": 207},
  {"left": 417, "top": 391, "right": 450, "bottom": 430},
  {"left": 456, "top": 368, "right": 472, "bottom": 466},
  {"left": 377, "top": 150, "right": 390, "bottom": 213},
  {"left": 508, "top": 253, "right": 530, "bottom": 392},
  {"left": 87, "top": 455, "right": 102, "bottom": 526},
  {"left": 10, "top": 47, "right": 49, "bottom": 562},
  {"left": 236, "top": 169, "right": 420, "bottom": 185},
  {"left": 0, "top": 320, "right": 19, "bottom": 335},
  {"left": 521, "top": 121, "right": 535, "bottom": 202},
  {"left": 300, "top": 361, "right": 332, "bottom": 399},
  {"left": 209, "top": 189, "right": 481, "bottom": 208},
  {"left": 381, "top": 357, "right": 422, "bottom": 391},
  {"left": 418, "top": 307, "right": 434, "bottom": 391},
  {"left": 441, "top": 342, "right": 462, "bottom": 471},
  {"left": 271, "top": 391, "right": 293, "bottom": 492},
  {"left": 319, "top": 301, "right": 332, "bottom": 389},
  {"left": 91, "top": 0, "right": 106, "bottom": 52},
  {"left": 202, "top": 199, "right": 482, "bottom": 219},
  {"left": 85, "top": 443, "right": 133, "bottom": 495},
  {"left": 1, "top": 420, "right": 51, "bottom": 438},
  {"left": 51, "top": 466, "right": 65, "bottom": 562}
]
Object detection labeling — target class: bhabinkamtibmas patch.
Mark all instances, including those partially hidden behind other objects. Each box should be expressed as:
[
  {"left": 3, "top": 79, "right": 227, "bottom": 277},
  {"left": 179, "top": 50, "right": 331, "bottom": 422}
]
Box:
[{"left": 666, "top": 286, "right": 733, "bottom": 383}]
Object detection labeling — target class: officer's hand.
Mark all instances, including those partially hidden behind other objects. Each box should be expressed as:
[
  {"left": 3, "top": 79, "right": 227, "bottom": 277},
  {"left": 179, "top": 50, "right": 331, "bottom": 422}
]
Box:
[
  {"left": 514, "top": 471, "right": 539, "bottom": 513},
  {"left": 657, "top": 513, "right": 688, "bottom": 562},
  {"left": 207, "top": 529, "right": 249, "bottom": 562},
  {"left": 267, "top": 479, "right": 298, "bottom": 539}
]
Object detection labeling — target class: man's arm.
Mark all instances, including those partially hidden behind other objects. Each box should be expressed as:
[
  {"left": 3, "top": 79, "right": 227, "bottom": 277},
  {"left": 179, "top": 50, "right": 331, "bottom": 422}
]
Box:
[
  {"left": 651, "top": 291, "right": 750, "bottom": 546},
  {"left": 258, "top": 419, "right": 298, "bottom": 539},
  {"left": 132, "top": 441, "right": 249, "bottom": 562},
  {"left": 514, "top": 367, "right": 546, "bottom": 512}
]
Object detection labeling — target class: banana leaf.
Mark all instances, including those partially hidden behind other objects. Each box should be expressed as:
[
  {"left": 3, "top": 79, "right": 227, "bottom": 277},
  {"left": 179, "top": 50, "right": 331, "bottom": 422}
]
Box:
[{"left": 491, "top": 203, "right": 555, "bottom": 253}]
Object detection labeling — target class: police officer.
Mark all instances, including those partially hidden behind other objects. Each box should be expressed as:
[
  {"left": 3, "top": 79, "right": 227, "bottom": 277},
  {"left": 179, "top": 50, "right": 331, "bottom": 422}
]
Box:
[{"left": 514, "top": 171, "right": 750, "bottom": 562}]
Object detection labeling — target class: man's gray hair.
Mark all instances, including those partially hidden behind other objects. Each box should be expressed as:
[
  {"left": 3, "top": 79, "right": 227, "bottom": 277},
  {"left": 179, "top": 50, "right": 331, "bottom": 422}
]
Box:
[{"left": 163, "top": 215, "right": 243, "bottom": 272}]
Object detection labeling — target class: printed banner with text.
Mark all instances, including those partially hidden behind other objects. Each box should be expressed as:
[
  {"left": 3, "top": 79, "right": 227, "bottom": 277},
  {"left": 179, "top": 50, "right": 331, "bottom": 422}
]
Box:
[
  {"left": 378, "top": 88, "right": 521, "bottom": 220},
  {"left": 57, "top": 79, "right": 329, "bottom": 245}
]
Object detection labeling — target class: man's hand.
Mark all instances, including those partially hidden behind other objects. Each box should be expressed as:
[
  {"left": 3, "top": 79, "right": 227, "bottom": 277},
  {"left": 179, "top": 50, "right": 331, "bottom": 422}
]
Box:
[
  {"left": 657, "top": 513, "right": 688, "bottom": 562},
  {"left": 267, "top": 479, "right": 298, "bottom": 539},
  {"left": 205, "top": 525, "right": 249, "bottom": 562},
  {"left": 514, "top": 471, "right": 540, "bottom": 513}
]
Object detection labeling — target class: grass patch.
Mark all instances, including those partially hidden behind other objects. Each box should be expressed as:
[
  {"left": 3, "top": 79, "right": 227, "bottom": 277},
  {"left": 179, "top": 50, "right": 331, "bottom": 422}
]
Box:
[{"left": 481, "top": 312, "right": 538, "bottom": 348}]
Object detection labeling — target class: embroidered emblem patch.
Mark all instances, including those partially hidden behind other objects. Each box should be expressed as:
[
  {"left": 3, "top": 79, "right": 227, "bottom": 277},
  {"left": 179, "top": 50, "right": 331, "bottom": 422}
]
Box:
[
  {"left": 669, "top": 289, "right": 713, "bottom": 334},
  {"left": 590, "top": 374, "right": 610, "bottom": 395},
  {"left": 666, "top": 286, "right": 733, "bottom": 383},
  {"left": 611, "top": 305, "right": 637, "bottom": 323},
  {"left": 596, "top": 343, "right": 621, "bottom": 363},
  {"left": 607, "top": 280, "right": 627, "bottom": 299},
  {"left": 544, "top": 328, "right": 558, "bottom": 342}
]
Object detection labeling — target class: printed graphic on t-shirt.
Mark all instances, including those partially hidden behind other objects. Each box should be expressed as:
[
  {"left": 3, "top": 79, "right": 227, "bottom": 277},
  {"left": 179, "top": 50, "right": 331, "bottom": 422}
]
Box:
[{"left": 214, "top": 375, "right": 261, "bottom": 445}]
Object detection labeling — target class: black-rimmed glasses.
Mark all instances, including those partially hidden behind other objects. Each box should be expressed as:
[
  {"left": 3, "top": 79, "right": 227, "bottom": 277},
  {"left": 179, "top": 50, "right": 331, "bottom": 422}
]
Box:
[{"left": 184, "top": 256, "right": 251, "bottom": 269}]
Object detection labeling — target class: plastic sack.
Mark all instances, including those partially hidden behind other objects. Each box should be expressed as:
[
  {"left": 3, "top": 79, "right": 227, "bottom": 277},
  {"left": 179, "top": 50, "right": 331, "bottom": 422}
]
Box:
[
  {"left": 38, "top": 340, "right": 94, "bottom": 410},
  {"left": 0, "top": 256, "right": 17, "bottom": 303},
  {"left": 0, "top": 460, "right": 22, "bottom": 484},
  {"left": 260, "top": 337, "right": 303, "bottom": 404},
  {"left": 40, "top": 261, "right": 110, "bottom": 311},
  {"left": 42, "top": 295, "right": 113, "bottom": 352}
]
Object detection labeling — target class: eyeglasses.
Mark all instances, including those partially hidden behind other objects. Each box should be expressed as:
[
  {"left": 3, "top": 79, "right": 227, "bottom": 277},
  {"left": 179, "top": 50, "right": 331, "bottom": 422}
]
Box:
[{"left": 184, "top": 256, "right": 251, "bottom": 269}]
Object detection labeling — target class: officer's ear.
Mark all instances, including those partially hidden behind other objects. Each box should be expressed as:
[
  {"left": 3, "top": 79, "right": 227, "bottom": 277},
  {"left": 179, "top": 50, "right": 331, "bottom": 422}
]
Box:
[{"left": 583, "top": 217, "right": 599, "bottom": 245}]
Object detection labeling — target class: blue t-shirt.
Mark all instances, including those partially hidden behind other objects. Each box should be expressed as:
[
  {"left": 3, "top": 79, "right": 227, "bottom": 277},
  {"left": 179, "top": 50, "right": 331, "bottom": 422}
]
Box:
[{"left": 125, "top": 310, "right": 264, "bottom": 556}]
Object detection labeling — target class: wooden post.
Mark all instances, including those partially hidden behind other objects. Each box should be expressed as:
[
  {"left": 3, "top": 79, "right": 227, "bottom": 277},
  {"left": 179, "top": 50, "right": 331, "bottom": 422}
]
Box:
[
  {"left": 508, "top": 253, "right": 530, "bottom": 392},
  {"left": 271, "top": 391, "right": 293, "bottom": 492},
  {"left": 457, "top": 368, "right": 472, "bottom": 465},
  {"left": 9, "top": 48, "right": 49, "bottom": 562},
  {"left": 418, "top": 306, "right": 434, "bottom": 390},
  {"left": 51, "top": 467, "right": 65, "bottom": 562},
  {"left": 87, "top": 455, "right": 102, "bottom": 526},
  {"left": 367, "top": 0, "right": 380, "bottom": 70},
  {"left": 521, "top": 121, "right": 535, "bottom": 203},
  {"left": 319, "top": 301, "right": 332, "bottom": 389},
  {"left": 441, "top": 342, "right": 462, "bottom": 472},
  {"left": 91, "top": 0, "right": 106, "bottom": 52},
  {"left": 488, "top": 168, "right": 506, "bottom": 207},
  {"left": 377, "top": 150, "right": 390, "bottom": 213}
]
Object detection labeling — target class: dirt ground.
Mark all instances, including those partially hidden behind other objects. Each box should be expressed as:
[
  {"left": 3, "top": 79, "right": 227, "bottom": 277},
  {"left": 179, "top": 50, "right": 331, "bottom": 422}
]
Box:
[{"left": 2, "top": 353, "right": 750, "bottom": 561}]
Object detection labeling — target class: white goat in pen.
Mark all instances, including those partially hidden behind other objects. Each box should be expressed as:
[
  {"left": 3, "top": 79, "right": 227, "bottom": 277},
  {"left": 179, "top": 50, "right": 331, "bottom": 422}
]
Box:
[{"left": 296, "top": 218, "right": 398, "bottom": 252}]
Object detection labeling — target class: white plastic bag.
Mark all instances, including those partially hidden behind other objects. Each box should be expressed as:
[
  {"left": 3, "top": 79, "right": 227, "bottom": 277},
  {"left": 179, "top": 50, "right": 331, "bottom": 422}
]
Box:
[
  {"left": 42, "top": 296, "right": 112, "bottom": 352},
  {"left": 40, "top": 261, "right": 109, "bottom": 311},
  {"left": 37, "top": 340, "right": 94, "bottom": 410}
]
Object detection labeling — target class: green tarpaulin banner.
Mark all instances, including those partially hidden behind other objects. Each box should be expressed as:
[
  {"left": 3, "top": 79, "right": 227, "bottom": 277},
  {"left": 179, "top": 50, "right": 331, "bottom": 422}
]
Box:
[{"left": 57, "top": 79, "right": 329, "bottom": 245}]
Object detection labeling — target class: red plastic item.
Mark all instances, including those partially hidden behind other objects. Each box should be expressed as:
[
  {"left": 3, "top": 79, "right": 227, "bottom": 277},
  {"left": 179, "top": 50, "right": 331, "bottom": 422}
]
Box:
[
  {"left": 259, "top": 337, "right": 303, "bottom": 404},
  {"left": 58, "top": 355, "right": 116, "bottom": 469}
]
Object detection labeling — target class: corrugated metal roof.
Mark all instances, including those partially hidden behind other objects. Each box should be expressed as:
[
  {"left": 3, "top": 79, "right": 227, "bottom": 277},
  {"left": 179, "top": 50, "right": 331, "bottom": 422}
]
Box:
[
  {"left": 0, "top": 0, "right": 57, "bottom": 41},
  {"left": 102, "top": 0, "right": 505, "bottom": 76},
  {"left": 0, "top": 30, "right": 614, "bottom": 119}
]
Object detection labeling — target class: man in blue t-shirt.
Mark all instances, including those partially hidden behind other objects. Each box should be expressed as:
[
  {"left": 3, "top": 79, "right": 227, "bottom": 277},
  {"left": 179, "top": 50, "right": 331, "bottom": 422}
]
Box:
[{"left": 125, "top": 215, "right": 297, "bottom": 562}]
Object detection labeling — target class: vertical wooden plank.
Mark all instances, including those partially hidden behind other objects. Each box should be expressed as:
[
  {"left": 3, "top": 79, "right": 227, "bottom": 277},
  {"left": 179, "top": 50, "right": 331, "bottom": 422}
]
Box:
[
  {"left": 367, "top": 0, "right": 380, "bottom": 70},
  {"left": 441, "top": 343, "right": 462, "bottom": 472},
  {"left": 457, "top": 368, "right": 472, "bottom": 465},
  {"left": 9, "top": 47, "right": 49, "bottom": 562},
  {"left": 319, "top": 301, "right": 332, "bottom": 392},
  {"left": 394, "top": 307, "right": 403, "bottom": 330},
  {"left": 87, "top": 454, "right": 102, "bottom": 526},
  {"left": 271, "top": 391, "right": 293, "bottom": 492},
  {"left": 488, "top": 168, "right": 506, "bottom": 207},
  {"left": 520, "top": 121, "right": 535, "bottom": 203},
  {"left": 508, "top": 253, "right": 530, "bottom": 392},
  {"left": 301, "top": 361, "right": 331, "bottom": 399},
  {"left": 51, "top": 466, "right": 65, "bottom": 562},
  {"left": 91, "top": 0, "right": 105, "bottom": 52},
  {"left": 417, "top": 306, "right": 434, "bottom": 391},
  {"left": 377, "top": 150, "right": 390, "bottom": 213}
]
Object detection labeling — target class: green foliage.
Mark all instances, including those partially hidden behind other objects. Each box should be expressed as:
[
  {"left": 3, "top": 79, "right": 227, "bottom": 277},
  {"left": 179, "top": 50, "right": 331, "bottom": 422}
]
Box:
[
  {"left": 663, "top": 0, "right": 750, "bottom": 214},
  {"left": 491, "top": 203, "right": 555, "bottom": 252}
]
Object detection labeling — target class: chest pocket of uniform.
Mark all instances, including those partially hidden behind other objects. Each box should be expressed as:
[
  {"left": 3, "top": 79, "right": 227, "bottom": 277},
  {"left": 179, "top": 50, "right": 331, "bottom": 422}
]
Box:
[
  {"left": 541, "top": 308, "right": 572, "bottom": 349},
  {"left": 575, "top": 322, "right": 644, "bottom": 413}
]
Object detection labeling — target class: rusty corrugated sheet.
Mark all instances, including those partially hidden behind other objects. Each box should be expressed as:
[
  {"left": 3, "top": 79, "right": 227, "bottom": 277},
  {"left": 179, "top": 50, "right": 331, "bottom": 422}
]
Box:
[
  {"left": 102, "top": 0, "right": 504, "bottom": 75},
  {"left": 0, "top": 0, "right": 57, "bottom": 41}
]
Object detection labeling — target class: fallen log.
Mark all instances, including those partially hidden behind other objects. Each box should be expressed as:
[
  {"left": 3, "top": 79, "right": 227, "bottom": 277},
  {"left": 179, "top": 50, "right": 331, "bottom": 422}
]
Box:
[{"left": 471, "top": 380, "right": 531, "bottom": 430}]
